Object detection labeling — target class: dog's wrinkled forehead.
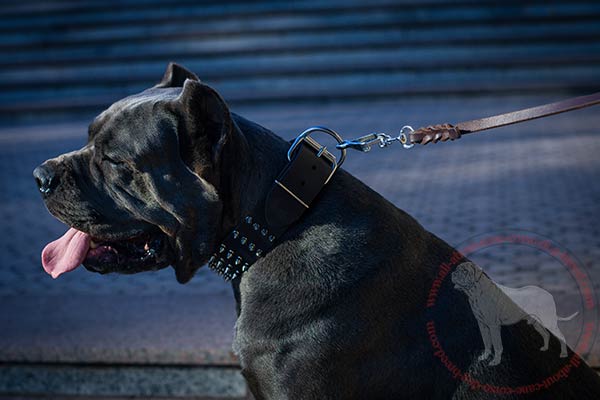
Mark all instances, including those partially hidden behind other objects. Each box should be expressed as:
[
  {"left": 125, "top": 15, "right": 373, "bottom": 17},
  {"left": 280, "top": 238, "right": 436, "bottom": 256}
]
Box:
[
  {"left": 88, "top": 88, "right": 181, "bottom": 160},
  {"left": 91, "top": 88, "right": 179, "bottom": 137},
  {"left": 116, "top": 87, "right": 179, "bottom": 111}
]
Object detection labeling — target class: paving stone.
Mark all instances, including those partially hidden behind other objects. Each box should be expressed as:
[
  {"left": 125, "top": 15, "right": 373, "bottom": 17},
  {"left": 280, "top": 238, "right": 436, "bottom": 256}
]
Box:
[{"left": 0, "top": 364, "right": 247, "bottom": 398}]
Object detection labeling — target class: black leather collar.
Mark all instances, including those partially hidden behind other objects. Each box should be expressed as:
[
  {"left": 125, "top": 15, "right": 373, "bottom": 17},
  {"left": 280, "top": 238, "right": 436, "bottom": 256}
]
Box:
[{"left": 208, "top": 129, "right": 344, "bottom": 281}]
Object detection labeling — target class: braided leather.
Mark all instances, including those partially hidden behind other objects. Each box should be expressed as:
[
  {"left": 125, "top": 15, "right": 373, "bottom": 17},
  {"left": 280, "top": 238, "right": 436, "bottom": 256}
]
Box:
[{"left": 409, "top": 123, "right": 461, "bottom": 145}]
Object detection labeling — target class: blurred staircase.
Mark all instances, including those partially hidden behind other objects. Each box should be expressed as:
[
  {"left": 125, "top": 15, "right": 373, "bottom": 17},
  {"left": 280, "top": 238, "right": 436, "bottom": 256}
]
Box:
[{"left": 0, "top": 0, "right": 599, "bottom": 125}]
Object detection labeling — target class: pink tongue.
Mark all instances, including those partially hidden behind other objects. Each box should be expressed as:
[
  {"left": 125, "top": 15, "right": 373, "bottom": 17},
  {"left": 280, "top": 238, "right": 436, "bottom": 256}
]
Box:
[{"left": 41, "top": 228, "right": 91, "bottom": 279}]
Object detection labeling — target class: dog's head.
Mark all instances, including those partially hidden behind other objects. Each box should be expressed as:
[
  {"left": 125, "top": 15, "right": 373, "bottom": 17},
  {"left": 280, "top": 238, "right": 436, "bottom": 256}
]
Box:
[
  {"left": 34, "top": 63, "right": 244, "bottom": 283},
  {"left": 451, "top": 262, "right": 482, "bottom": 292}
]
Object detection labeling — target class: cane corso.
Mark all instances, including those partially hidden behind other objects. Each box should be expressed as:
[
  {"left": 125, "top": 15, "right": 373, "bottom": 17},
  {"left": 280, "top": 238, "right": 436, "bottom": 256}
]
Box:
[{"left": 34, "top": 64, "right": 600, "bottom": 399}]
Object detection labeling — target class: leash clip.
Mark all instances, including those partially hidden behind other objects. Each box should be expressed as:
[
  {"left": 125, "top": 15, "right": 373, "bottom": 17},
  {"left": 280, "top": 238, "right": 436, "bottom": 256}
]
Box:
[
  {"left": 337, "top": 126, "right": 415, "bottom": 152},
  {"left": 336, "top": 132, "right": 389, "bottom": 152}
]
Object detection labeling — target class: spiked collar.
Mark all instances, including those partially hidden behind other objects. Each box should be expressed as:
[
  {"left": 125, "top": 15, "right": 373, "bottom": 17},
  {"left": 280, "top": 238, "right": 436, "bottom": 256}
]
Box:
[{"left": 208, "top": 127, "right": 346, "bottom": 281}]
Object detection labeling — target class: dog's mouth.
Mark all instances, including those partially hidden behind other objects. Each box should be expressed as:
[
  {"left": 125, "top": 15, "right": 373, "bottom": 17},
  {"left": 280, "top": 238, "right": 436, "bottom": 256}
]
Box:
[
  {"left": 85, "top": 231, "right": 172, "bottom": 275},
  {"left": 42, "top": 227, "right": 173, "bottom": 278}
]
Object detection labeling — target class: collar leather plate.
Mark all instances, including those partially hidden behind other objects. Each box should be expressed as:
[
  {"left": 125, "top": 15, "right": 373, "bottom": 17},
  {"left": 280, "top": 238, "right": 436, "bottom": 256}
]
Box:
[{"left": 209, "top": 136, "right": 338, "bottom": 281}]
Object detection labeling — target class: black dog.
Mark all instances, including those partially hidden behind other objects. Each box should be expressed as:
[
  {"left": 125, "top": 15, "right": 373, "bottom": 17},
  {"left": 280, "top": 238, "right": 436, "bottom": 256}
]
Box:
[{"left": 35, "top": 64, "right": 600, "bottom": 399}]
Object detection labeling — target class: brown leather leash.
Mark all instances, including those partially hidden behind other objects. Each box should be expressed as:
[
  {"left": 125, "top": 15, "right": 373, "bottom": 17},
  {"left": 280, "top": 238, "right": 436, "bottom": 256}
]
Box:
[
  {"left": 411, "top": 92, "right": 600, "bottom": 145},
  {"left": 337, "top": 92, "right": 600, "bottom": 151}
]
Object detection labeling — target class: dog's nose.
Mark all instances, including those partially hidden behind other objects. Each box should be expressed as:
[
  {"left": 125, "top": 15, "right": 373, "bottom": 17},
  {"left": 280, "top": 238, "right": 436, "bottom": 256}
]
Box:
[{"left": 33, "top": 164, "right": 57, "bottom": 194}]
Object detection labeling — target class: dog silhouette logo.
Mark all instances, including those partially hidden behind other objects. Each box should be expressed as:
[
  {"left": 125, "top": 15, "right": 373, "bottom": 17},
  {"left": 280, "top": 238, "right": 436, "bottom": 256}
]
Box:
[{"left": 451, "top": 262, "right": 578, "bottom": 366}]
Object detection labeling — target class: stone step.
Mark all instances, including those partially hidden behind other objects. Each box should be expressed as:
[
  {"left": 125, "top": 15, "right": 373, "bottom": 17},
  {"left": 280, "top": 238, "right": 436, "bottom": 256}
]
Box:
[
  {"left": 0, "top": 397, "right": 244, "bottom": 400},
  {"left": 1, "top": 64, "right": 598, "bottom": 122},
  {"left": 0, "top": 364, "right": 247, "bottom": 399},
  {"left": 1, "top": 3, "right": 598, "bottom": 66},
  {"left": 0, "top": 0, "right": 489, "bottom": 17},
  {"left": 1, "top": 1, "right": 596, "bottom": 49},
  {"left": 1, "top": 0, "right": 586, "bottom": 32},
  {"left": 0, "top": 293, "right": 246, "bottom": 398},
  {"left": 2, "top": 41, "right": 598, "bottom": 90}
]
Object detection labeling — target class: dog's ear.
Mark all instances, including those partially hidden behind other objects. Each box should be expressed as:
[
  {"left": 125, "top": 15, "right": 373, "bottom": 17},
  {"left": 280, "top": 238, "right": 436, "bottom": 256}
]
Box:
[
  {"left": 156, "top": 62, "right": 199, "bottom": 88},
  {"left": 175, "top": 79, "right": 233, "bottom": 168},
  {"left": 166, "top": 80, "right": 247, "bottom": 283},
  {"left": 169, "top": 80, "right": 237, "bottom": 283}
]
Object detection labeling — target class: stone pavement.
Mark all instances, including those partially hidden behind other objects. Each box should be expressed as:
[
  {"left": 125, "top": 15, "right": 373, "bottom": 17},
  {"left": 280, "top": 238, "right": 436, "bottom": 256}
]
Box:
[{"left": 1, "top": 94, "right": 599, "bottom": 396}]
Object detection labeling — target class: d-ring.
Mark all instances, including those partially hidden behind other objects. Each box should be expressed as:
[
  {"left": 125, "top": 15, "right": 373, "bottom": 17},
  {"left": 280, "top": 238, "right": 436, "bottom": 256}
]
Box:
[{"left": 399, "top": 125, "right": 415, "bottom": 149}]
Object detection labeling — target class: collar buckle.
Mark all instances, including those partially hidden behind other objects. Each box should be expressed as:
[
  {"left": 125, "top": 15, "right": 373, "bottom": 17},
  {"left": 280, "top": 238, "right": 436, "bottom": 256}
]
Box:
[{"left": 287, "top": 126, "right": 346, "bottom": 184}]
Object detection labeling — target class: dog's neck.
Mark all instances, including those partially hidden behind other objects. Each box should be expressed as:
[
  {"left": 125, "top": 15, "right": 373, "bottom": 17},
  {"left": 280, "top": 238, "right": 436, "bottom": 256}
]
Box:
[
  {"left": 211, "top": 114, "right": 288, "bottom": 240},
  {"left": 233, "top": 114, "right": 290, "bottom": 222},
  {"left": 206, "top": 115, "right": 292, "bottom": 280},
  {"left": 225, "top": 115, "right": 353, "bottom": 312},
  {"left": 210, "top": 114, "right": 341, "bottom": 281}
]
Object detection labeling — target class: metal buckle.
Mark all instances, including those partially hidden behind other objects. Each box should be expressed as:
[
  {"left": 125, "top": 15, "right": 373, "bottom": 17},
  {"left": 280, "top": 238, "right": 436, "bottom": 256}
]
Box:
[{"left": 287, "top": 126, "right": 347, "bottom": 184}]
